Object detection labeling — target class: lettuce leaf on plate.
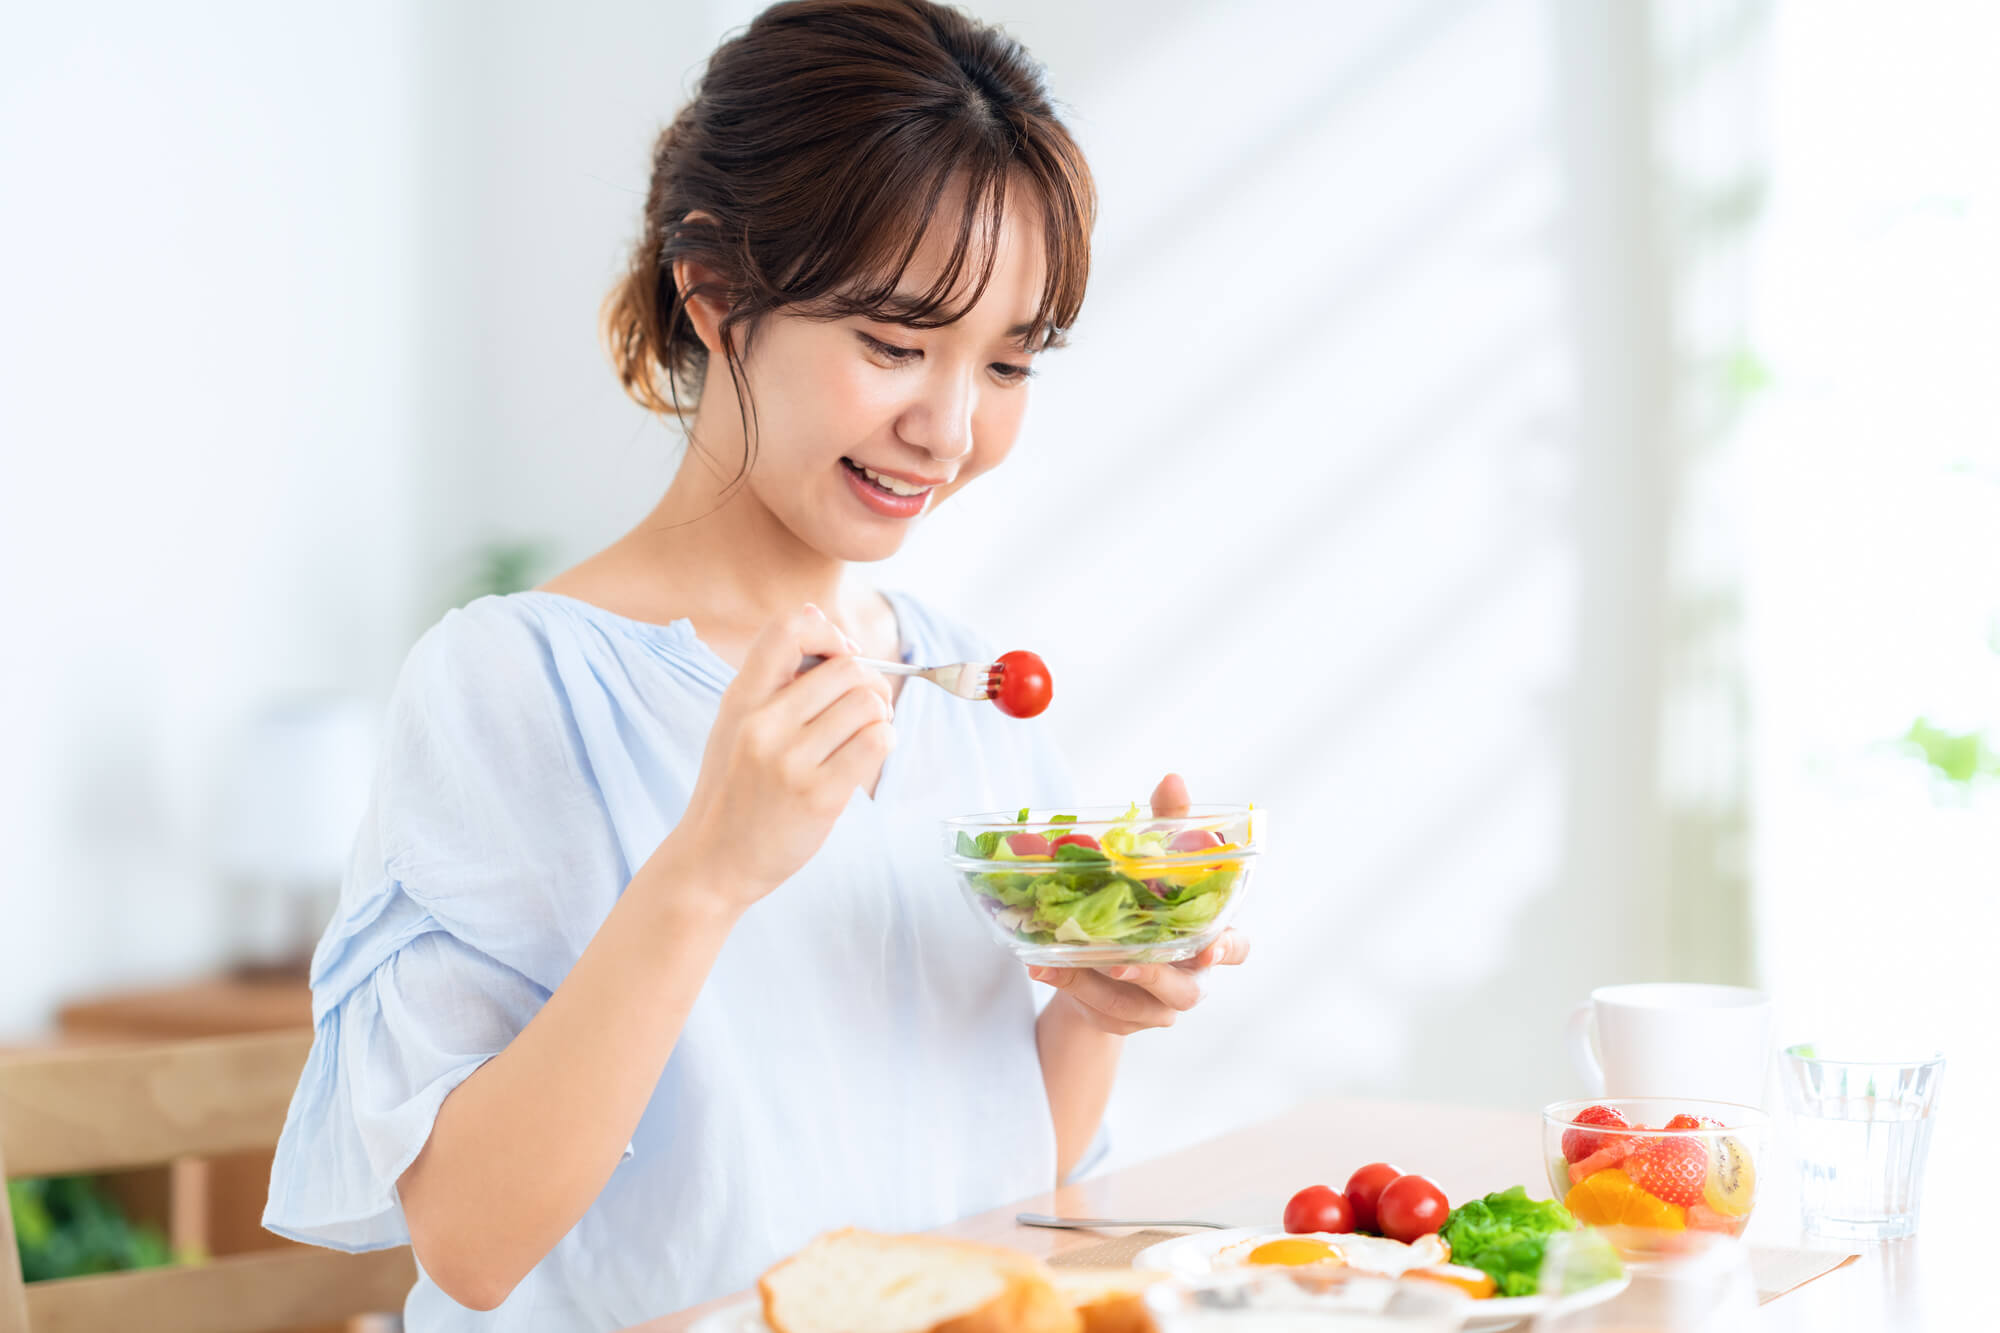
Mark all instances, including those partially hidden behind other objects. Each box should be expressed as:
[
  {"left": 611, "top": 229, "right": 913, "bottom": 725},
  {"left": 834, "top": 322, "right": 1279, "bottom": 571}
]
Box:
[{"left": 1440, "top": 1187, "right": 1595, "bottom": 1298}]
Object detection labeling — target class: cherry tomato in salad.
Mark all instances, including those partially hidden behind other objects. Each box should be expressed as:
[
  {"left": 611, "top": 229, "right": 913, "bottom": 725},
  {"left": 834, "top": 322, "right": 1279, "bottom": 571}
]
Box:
[
  {"left": 1050, "top": 832, "right": 1101, "bottom": 853},
  {"left": 991, "top": 650, "right": 1052, "bottom": 718},
  {"left": 1167, "top": 828, "right": 1225, "bottom": 854},
  {"left": 1342, "top": 1162, "right": 1403, "bottom": 1233},
  {"left": 1005, "top": 832, "right": 1052, "bottom": 858},
  {"left": 1282, "top": 1185, "right": 1355, "bottom": 1235},
  {"left": 1376, "top": 1174, "right": 1450, "bottom": 1243}
]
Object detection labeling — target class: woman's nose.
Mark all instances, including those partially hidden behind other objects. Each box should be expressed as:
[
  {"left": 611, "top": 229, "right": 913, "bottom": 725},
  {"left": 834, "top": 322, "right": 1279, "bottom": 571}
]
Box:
[{"left": 900, "top": 367, "right": 975, "bottom": 462}]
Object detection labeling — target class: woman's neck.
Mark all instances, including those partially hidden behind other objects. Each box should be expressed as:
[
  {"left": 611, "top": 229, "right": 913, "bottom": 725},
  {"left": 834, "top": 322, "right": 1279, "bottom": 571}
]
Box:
[{"left": 541, "top": 434, "right": 891, "bottom": 662}]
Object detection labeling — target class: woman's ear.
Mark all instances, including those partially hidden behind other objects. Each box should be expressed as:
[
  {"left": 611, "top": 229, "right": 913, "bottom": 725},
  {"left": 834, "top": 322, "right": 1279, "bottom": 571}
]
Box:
[{"left": 672, "top": 209, "right": 729, "bottom": 356}]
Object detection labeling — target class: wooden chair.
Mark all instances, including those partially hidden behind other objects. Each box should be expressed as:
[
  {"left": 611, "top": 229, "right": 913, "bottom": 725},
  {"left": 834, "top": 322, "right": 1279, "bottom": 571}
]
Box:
[{"left": 0, "top": 1032, "right": 417, "bottom": 1333}]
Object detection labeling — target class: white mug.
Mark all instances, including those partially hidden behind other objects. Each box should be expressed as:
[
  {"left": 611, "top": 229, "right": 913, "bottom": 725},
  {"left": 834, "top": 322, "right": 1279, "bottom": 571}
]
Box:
[{"left": 1568, "top": 983, "right": 1774, "bottom": 1108}]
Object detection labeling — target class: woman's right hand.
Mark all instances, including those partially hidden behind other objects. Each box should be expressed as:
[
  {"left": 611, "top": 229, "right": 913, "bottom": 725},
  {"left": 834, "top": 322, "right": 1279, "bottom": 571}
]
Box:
[{"left": 664, "top": 603, "right": 895, "bottom": 914}]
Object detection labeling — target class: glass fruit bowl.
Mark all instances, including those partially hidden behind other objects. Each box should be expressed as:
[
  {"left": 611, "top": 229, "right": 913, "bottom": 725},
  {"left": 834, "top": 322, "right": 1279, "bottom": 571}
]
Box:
[
  {"left": 1542, "top": 1098, "right": 1768, "bottom": 1248},
  {"left": 941, "top": 803, "right": 1260, "bottom": 966}
]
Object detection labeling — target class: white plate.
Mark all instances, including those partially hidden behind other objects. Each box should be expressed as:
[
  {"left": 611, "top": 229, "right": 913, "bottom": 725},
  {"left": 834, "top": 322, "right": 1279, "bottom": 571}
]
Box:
[
  {"left": 686, "top": 1297, "right": 768, "bottom": 1333},
  {"left": 1132, "top": 1227, "right": 1630, "bottom": 1332}
]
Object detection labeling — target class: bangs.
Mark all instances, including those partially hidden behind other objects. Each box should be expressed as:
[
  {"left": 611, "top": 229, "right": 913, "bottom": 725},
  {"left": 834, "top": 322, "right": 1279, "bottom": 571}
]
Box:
[{"left": 784, "top": 113, "right": 1095, "bottom": 353}]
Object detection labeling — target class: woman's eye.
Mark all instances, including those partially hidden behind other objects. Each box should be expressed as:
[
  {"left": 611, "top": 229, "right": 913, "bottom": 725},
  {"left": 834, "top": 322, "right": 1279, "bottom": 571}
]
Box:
[
  {"left": 991, "top": 362, "right": 1036, "bottom": 385},
  {"left": 859, "top": 333, "right": 921, "bottom": 364}
]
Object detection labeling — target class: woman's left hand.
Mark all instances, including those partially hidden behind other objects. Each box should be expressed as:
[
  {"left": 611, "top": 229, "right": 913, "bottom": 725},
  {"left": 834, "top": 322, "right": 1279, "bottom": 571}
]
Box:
[{"left": 1026, "top": 772, "right": 1251, "bottom": 1036}]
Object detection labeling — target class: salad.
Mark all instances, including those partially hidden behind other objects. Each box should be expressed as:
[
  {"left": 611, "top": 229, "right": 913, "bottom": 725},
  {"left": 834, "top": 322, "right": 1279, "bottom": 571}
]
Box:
[
  {"left": 1440, "top": 1187, "right": 1604, "bottom": 1299},
  {"left": 949, "top": 803, "right": 1251, "bottom": 950}
]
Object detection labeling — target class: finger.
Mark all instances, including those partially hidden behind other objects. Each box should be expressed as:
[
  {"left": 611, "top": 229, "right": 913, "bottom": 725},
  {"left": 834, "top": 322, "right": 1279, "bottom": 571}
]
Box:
[
  {"left": 736, "top": 604, "right": 855, "bottom": 698},
  {"left": 1173, "top": 929, "right": 1249, "bottom": 971},
  {"left": 1150, "top": 772, "right": 1191, "bottom": 819},
  {"left": 796, "top": 683, "right": 894, "bottom": 767},
  {"left": 1098, "top": 962, "right": 1204, "bottom": 1011},
  {"left": 1028, "top": 967, "right": 1180, "bottom": 1027},
  {"left": 823, "top": 717, "right": 896, "bottom": 792},
  {"left": 769, "top": 653, "right": 891, "bottom": 733}
]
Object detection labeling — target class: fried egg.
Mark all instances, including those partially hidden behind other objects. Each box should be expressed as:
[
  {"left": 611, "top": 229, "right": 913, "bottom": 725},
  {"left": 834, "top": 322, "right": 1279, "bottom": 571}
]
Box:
[{"left": 1213, "top": 1231, "right": 1450, "bottom": 1277}]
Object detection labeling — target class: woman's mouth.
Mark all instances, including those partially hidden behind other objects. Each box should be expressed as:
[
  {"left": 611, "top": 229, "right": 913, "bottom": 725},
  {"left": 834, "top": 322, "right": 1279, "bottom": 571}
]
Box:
[{"left": 840, "top": 457, "right": 936, "bottom": 518}]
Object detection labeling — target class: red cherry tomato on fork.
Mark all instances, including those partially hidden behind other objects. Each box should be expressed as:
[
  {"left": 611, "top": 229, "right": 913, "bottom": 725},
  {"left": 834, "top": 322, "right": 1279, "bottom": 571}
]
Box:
[{"left": 991, "top": 650, "right": 1052, "bottom": 718}]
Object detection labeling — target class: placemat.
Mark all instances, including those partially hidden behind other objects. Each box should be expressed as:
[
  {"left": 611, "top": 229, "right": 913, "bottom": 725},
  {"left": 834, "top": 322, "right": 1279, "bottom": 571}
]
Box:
[
  {"left": 1046, "top": 1229, "right": 1196, "bottom": 1268},
  {"left": 1045, "top": 1229, "right": 1860, "bottom": 1304},
  {"left": 1749, "top": 1245, "right": 1860, "bottom": 1303}
]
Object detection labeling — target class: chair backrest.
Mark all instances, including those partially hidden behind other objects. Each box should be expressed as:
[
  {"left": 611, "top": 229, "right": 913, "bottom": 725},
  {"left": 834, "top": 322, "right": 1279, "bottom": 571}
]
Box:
[{"left": 0, "top": 1032, "right": 417, "bottom": 1333}]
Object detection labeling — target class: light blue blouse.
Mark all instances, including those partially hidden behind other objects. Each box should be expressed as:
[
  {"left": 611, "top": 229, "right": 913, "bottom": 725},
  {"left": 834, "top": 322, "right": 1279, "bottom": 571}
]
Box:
[{"left": 264, "top": 589, "right": 1100, "bottom": 1331}]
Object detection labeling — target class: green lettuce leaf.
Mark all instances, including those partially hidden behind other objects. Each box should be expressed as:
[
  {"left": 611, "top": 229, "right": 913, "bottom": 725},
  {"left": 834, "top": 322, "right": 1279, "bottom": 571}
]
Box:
[
  {"left": 1177, "top": 866, "right": 1238, "bottom": 899},
  {"left": 1439, "top": 1187, "right": 1591, "bottom": 1298},
  {"left": 1164, "top": 893, "right": 1225, "bottom": 930}
]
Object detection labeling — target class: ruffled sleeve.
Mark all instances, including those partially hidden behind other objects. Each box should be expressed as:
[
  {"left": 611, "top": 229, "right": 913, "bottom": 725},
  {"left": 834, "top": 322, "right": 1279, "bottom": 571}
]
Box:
[{"left": 264, "top": 600, "right": 629, "bottom": 1251}]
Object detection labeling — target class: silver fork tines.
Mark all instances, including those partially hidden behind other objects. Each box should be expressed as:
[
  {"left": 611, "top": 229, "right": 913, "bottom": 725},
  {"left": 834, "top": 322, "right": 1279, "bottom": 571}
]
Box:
[{"left": 798, "top": 654, "right": 997, "bottom": 701}]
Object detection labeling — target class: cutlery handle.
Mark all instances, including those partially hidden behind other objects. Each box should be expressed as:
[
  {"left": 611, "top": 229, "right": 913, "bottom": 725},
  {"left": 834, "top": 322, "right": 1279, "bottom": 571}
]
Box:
[
  {"left": 1015, "top": 1212, "right": 1229, "bottom": 1230},
  {"left": 798, "top": 653, "right": 923, "bottom": 677}
]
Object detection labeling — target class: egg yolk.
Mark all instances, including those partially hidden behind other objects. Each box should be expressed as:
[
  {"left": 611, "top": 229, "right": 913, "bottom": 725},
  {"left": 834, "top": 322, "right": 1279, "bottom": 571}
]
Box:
[{"left": 1245, "top": 1238, "right": 1345, "bottom": 1267}]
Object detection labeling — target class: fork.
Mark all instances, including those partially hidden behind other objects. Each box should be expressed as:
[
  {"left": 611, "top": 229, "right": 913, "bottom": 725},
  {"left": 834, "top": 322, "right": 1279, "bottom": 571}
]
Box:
[
  {"left": 1015, "top": 1212, "right": 1231, "bottom": 1230},
  {"left": 798, "top": 654, "right": 1000, "bottom": 701}
]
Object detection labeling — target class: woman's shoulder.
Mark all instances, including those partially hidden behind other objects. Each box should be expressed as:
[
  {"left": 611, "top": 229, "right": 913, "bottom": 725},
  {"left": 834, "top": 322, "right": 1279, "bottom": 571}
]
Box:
[
  {"left": 398, "top": 594, "right": 561, "bottom": 703},
  {"left": 386, "top": 592, "right": 643, "bottom": 753}
]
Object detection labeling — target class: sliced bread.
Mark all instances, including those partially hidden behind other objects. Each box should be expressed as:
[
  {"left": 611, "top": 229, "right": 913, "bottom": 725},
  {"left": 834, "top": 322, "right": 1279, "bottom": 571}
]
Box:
[{"left": 759, "top": 1228, "right": 1082, "bottom": 1333}]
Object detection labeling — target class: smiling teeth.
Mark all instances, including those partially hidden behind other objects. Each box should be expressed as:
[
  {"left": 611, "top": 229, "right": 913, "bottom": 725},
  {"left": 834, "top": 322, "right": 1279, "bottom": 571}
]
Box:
[{"left": 858, "top": 464, "right": 928, "bottom": 497}]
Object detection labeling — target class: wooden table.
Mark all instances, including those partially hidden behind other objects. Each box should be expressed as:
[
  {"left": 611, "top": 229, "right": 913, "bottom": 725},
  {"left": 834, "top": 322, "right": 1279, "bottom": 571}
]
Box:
[{"left": 628, "top": 1097, "right": 1964, "bottom": 1331}]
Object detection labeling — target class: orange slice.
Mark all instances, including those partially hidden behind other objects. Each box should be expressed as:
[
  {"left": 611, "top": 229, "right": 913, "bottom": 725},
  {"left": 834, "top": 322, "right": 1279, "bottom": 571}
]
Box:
[{"left": 1564, "top": 1168, "right": 1687, "bottom": 1231}]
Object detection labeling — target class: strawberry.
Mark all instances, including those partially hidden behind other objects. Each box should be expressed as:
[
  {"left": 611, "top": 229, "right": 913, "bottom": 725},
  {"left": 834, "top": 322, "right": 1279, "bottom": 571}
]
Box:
[
  {"left": 1561, "top": 1104, "right": 1631, "bottom": 1164},
  {"left": 1664, "top": 1113, "right": 1723, "bottom": 1131},
  {"left": 1625, "top": 1136, "right": 1710, "bottom": 1207}
]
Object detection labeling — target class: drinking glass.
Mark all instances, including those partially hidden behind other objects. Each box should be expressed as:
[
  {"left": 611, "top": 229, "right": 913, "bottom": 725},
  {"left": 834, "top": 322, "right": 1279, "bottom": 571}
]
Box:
[
  {"left": 1782, "top": 1043, "right": 1945, "bottom": 1240},
  {"left": 1532, "top": 1228, "right": 1758, "bottom": 1333}
]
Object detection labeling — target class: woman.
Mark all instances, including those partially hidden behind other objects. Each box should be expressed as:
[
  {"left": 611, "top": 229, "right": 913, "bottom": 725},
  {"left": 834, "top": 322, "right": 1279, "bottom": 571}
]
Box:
[{"left": 265, "top": 1, "right": 1248, "bottom": 1327}]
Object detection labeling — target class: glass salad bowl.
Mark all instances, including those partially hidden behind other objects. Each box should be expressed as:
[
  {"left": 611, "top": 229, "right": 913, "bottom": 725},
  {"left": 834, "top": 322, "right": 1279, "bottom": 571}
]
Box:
[
  {"left": 941, "top": 803, "right": 1260, "bottom": 966},
  {"left": 1542, "top": 1098, "right": 1769, "bottom": 1250}
]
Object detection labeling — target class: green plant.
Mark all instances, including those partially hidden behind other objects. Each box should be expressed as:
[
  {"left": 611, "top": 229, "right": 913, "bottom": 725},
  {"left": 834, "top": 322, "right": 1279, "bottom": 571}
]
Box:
[
  {"left": 455, "top": 539, "right": 551, "bottom": 608},
  {"left": 7, "top": 1175, "right": 172, "bottom": 1282},
  {"left": 1896, "top": 461, "right": 1997, "bottom": 799},
  {"left": 1902, "top": 717, "right": 1999, "bottom": 789}
]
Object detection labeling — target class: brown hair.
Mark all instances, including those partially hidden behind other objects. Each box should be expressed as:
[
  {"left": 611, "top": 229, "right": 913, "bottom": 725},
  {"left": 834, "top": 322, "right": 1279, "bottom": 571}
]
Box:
[{"left": 603, "top": 0, "right": 1096, "bottom": 473}]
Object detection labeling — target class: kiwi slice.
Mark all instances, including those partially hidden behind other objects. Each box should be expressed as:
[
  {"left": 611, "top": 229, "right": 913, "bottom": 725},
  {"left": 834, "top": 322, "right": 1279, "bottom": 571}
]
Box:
[{"left": 1702, "top": 1135, "right": 1756, "bottom": 1216}]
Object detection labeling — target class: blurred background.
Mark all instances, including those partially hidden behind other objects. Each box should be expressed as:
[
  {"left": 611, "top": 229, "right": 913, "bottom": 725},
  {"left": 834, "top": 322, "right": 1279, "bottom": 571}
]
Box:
[{"left": 2, "top": 0, "right": 1993, "bottom": 1203}]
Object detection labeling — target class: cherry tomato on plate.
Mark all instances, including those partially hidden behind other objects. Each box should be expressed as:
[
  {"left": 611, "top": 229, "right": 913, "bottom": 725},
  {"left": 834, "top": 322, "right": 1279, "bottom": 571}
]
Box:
[
  {"left": 1376, "top": 1174, "right": 1450, "bottom": 1243},
  {"left": 1050, "top": 833, "right": 1101, "bottom": 853},
  {"left": 1342, "top": 1162, "right": 1404, "bottom": 1234},
  {"left": 991, "top": 650, "right": 1052, "bottom": 718},
  {"left": 1282, "top": 1185, "right": 1355, "bottom": 1235}
]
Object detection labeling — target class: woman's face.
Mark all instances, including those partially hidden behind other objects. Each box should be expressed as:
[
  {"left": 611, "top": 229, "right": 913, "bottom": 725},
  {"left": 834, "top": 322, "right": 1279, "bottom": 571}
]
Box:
[{"left": 717, "top": 185, "right": 1051, "bottom": 562}]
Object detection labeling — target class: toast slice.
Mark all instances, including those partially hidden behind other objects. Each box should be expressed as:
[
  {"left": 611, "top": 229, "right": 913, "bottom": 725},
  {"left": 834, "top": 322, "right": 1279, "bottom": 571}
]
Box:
[
  {"left": 1048, "top": 1268, "right": 1163, "bottom": 1333},
  {"left": 759, "top": 1228, "right": 1082, "bottom": 1333}
]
